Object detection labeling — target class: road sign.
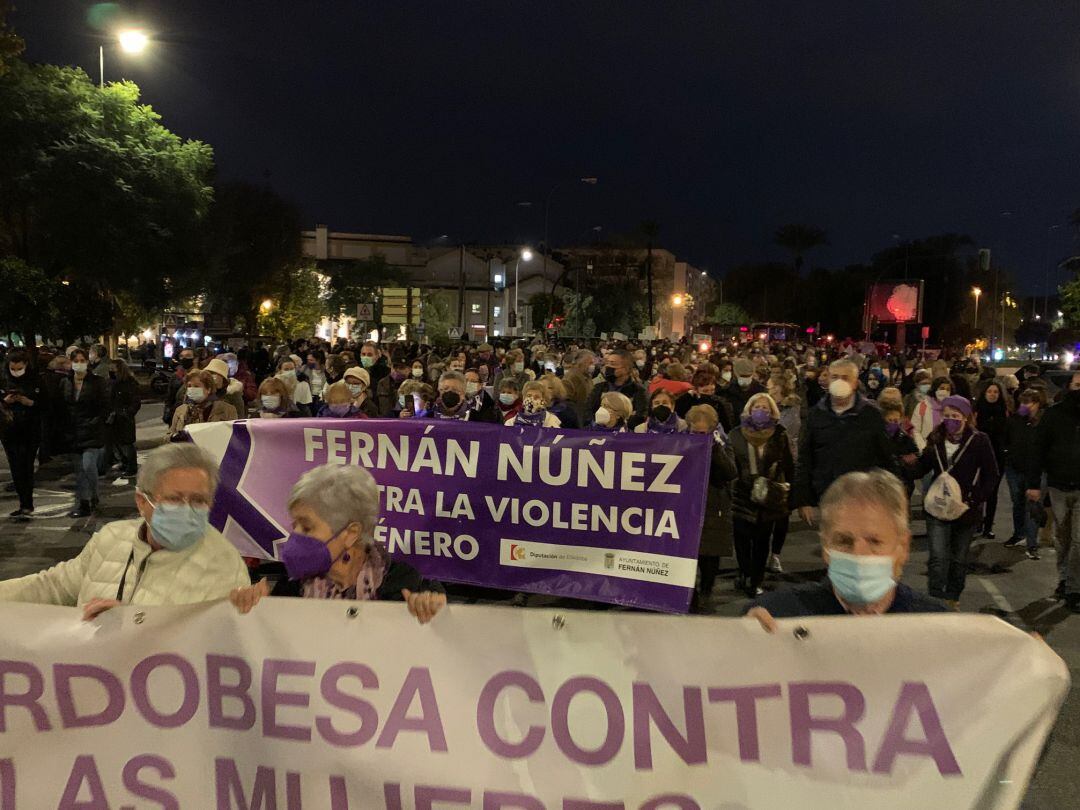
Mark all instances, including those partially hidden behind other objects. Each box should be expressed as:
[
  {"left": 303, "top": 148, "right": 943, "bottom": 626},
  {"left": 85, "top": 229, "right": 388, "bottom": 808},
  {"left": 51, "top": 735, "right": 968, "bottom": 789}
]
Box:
[
  {"left": 447, "top": 326, "right": 463, "bottom": 340},
  {"left": 356, "top": 302, "right": 374, "bottom": 321}
]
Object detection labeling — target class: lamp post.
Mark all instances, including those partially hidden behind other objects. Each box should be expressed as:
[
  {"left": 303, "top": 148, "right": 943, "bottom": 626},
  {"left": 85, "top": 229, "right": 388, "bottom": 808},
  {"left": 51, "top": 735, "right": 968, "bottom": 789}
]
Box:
[
  {"left": 972, "top": 286, "right": 982, "bottom": 330},
  {"left": 511, "top": 248, "right": 532, "bottom": 337},
  {"left": 99, "top": 29, "right": 149, "bottom": 88}
]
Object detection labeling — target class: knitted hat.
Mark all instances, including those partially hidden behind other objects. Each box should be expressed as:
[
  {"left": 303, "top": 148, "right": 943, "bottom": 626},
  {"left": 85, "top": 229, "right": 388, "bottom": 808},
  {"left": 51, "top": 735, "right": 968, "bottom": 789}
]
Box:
[
  {"left": 942, "top": 394, "right": 972, "bottom": 417},
  {"left": 343, "top": 367, "right": 371, "bottom": 387}
]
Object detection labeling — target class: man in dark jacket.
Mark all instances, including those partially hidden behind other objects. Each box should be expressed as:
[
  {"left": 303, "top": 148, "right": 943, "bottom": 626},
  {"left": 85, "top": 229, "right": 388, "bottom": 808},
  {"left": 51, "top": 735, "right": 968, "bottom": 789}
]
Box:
[
  {"left": 794, "top": 359, "right": 898, "bottom": 525},
  {"left": 1027, "top": 372, "right": 1080, "bottom": 609},
  {"left": 1, "top": 349, "right": 44, "bottom": 518},
  {"left": 359, "top": 342, "right": 390, "bottom": 390},
  {"left": 585, "top": 349, "right": 648, "bottom": 418},
  {"left": 721, "top": 357, "right": 766, "bottom": 419}
]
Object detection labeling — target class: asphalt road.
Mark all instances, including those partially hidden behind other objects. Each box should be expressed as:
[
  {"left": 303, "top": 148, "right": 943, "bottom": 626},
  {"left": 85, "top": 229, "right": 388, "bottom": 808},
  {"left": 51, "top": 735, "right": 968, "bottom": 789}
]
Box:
[{"left": 0, "top": 403, "right": 1076, "bottom": 807}]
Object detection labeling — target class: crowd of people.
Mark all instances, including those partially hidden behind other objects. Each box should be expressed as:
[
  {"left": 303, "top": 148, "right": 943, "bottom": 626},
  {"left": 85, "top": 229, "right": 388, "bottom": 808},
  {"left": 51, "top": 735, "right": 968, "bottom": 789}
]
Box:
[{"left": 1, "top": 332, "right": 1079, "bottom": 619}]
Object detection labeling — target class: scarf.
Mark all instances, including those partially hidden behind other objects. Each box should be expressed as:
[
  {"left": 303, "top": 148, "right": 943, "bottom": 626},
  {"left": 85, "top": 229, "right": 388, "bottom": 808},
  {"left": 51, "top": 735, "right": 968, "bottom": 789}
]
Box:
[
  {"left": 301, "top": 543, "right": 388, "bottom": 601},
  {"left": 742, "top": 424, "right": 776, "bottom": 448},
  {"left": 515, "top": 408, "right": 548, "bottom": 427}
]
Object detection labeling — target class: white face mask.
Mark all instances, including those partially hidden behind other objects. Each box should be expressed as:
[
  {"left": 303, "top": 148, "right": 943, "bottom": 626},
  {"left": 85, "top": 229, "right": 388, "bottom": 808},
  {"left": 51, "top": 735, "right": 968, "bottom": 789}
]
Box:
[
  {"left": 635, "top": 360, "right": 646, "bottom": 369},
  {"left": 935, "top": 389, "right": 949, "bottom": 401},
  {"left": 71, "top": 362, "right": 88, "bottom": 374},
  {"left": 594, "top": 406, "right": 612, "bottom": 426},
  {"left": 278, "top": 369, "right": 296, "bottom": 380},
  {"left": 828, "top": 379, "right": 853, "bottom": 400},
  {"left": 737, "top": 376, "right": 753, "bottom": 387},
  {"left": 261, "top": 394, "right": 281, "bottom": 410},
  {"left": 465, "top": 382, "right": 480, "bottom": 396},
  {"left": 512, "top": 362, "right": 524, "bottom": 374},
  {"left": 721, "top": 371, "right": 732, "bottom": 382},
  {"left": 412, "top": 368, "right": 424, "bottom": 378},
  {"left": 187, "top": 388, "right": 207, "bottom": 403},
  {"left": 9, "top": 367, "right": 25, "bottom": 378}
]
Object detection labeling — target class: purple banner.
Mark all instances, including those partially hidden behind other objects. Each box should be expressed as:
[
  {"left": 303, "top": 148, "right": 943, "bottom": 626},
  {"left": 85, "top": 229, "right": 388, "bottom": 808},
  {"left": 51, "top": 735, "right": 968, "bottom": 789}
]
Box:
[{"left": 194, "top": 418, "right": 711, "bottom": 613}]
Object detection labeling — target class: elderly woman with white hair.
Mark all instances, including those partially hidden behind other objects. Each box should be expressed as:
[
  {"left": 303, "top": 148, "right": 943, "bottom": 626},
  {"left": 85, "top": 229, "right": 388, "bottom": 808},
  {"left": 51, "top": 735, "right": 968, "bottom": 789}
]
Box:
[
  {"left": 230, "top": 464, "right": 446, "bottom": 624},
  {"left": 729, "top": 392, "right": 794, "bottom": 597},
  {"left": 0, "top": 443, "right": 250, "bottom": 620}
]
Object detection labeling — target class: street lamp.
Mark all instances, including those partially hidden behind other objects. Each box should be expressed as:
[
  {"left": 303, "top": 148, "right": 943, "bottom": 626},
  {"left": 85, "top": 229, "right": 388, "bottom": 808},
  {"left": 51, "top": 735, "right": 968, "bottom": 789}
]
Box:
[
  {"left": 672, "top": 294, "right": 684, "bottom": 307},
  {"left": 100, "top": 28, "right": 150, "bottom": 88},
  {"left": 512, "top": 247, "right": 532, "bottom": 337},
  {"left": 972, "top": 286, "right": 982, "bottom": 330}
]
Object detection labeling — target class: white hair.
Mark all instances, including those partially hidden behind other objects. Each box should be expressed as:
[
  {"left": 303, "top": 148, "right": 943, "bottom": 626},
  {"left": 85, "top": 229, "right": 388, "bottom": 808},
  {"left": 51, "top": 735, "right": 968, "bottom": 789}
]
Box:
[
  {"left": 819, "top": 469, "right": 909, "bottom": 542},
  {"left": 137, "top": 443, "right": 220, "bottom": 497},
  {"left": 438, "top": 370, "right": 466, "bottom": 388},
  {"left": 288, "top": 464, "right": 380, "bottom": 548},
  {"left": 829, "top": 358, "right": 858, "bottom": 377}
]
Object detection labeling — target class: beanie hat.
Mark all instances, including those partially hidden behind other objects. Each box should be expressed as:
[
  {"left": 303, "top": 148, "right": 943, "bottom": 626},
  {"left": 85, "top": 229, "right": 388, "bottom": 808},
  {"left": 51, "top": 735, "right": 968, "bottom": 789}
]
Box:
[
  {"left": 942, "top": 395, "right": 972, "bottom": 417},
  {"left": 734, "top": 358, "right": 755, "bottom": 377}
]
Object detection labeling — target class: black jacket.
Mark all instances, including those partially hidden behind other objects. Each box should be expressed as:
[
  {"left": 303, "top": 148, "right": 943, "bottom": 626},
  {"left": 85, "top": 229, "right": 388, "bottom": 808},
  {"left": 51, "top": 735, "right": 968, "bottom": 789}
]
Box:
[
  {"left": 730, "top": 425, "right": 795, "bottom": 524},
  {"left": 1028, "top": 395, "right": 1080, "bottom": 491},
  {"left": 1, "top": 367, "right": 43, "bottom": 441},
  {"left": 60, "top": 374, "right": 108, "bottom": 451},
  {"left": 254, "top": 559, "right": 444, "bottom": 599},
  {"left": 721, "top": 378, "right": 765, "bottom": 419},
  {"left": 1003, "top": 413, "right": 1038, "bottom": 473},
  {"left": 973, "top": 400, "right": 1008, "bottom": 462},
  {"left": 794, "top": 393, "right": 898, "bottom": 507},
  {"left": 675, "top": 391, "right": 734, "bottom": 431},
  {"left": 106, "top": 376, "right": 141, "bottom": 445},
  {"left": 585, "top": 378, "right": 649, "bottom": 418},
  {"left": 915, "top": 426, "right": 999, "bottom": 525},
  {"left": 468, "top": 391, "right": 501, "bottom": 424}
]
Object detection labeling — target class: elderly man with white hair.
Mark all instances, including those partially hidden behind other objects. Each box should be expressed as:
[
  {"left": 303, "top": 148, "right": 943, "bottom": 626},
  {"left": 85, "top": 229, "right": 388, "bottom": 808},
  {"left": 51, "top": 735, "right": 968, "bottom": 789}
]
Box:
[
  {"left": 0, "top": 443, "right": 250, "bottom": 621},
  {"left": 746, "top": 470, "right": 946, "bottom": 631},
  {"left": 230, "top": 463, "right": 446, "bottom": 624},
  {"left": 793, "top": 358, "right": 898, "bottom": 527}
]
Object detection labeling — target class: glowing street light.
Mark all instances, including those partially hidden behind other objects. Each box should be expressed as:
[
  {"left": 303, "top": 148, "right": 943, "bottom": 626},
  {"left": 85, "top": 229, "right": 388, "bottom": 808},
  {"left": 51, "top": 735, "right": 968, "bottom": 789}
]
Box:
[
  {"left": 118, "top": 29, "right": 149, "bottom": 53},
  {"left": 520, "top": 248, "right": 534, "bottom": 262},
  {"left": 672, "top": 294, "right": 684, "bottom": 307},
  {"left": 100, "top": 29, "right": 150, "bottom": 88},
  {"left": 260, "top": 299, "right": 274, "bottom": 313},
  {"left": 972, "top": 286, "right": 982, "bottom": 330}
]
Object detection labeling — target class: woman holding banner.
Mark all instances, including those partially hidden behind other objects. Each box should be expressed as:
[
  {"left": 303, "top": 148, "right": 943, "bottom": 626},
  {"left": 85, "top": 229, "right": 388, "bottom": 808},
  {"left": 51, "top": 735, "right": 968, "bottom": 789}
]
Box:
[
  {"left": 230, "top": 464, "right": 447, "bottom": 624},
  {"left": 686, "top": 404, "right": 736, "bottom": 608}
]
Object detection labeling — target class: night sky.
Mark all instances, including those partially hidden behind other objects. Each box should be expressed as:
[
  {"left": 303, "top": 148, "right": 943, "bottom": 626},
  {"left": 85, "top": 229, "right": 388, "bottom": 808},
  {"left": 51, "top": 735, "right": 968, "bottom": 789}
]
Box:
[{"left": 14, "top": 1, "right": 1080, "bottom": 294}]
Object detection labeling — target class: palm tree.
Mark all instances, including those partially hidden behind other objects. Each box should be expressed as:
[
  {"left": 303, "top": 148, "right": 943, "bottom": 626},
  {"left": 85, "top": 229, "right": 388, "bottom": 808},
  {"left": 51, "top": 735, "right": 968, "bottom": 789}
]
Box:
[{"left": 774, "top": 224, "right": 829, "bottom": 273}]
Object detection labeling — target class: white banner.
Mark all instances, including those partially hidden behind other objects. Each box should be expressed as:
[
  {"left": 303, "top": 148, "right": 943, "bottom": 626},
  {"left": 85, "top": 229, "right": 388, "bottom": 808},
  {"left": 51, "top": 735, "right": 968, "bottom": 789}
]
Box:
[{"left": 0, "top": 601, "right": 1068, "bottom": 809}]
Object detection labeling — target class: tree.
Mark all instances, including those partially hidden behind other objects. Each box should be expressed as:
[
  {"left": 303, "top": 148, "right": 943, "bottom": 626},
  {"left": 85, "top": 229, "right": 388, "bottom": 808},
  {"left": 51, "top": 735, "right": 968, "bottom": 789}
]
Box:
[
  {"left": 707, "top": 302, "right": 752, "bottom": 324},
  {"left": 774, "top": 224, "right": 829, "bottom": 273},
  {"left": 561, "top": 291, "right": 595, "bottom": 337},
  {"left": 0, "top": 59, "right": 213, "bottom": 341},
  {"left": 0, "top": 1, "right": 23, "bottom": 77},
  {"left": 1061, "top": 275, "right": 1080, "bottom": 329},
  {"left": 204, "top": 182, "right": 302, "bottom": 339},
  {"left": 258, "top": 264, "right": 326, "bottom": 340},
  {"left": 419, "top": 290, "right": 456, "bottom": 349},
  {"left": 0, "top": 257, "right": 55, "bottom": 345},
  {"left": 527, "top": 292, "right": 563, "bottom": 333},
  {"left": 323, "top": 255, "right": 409, "bottom": 337}
]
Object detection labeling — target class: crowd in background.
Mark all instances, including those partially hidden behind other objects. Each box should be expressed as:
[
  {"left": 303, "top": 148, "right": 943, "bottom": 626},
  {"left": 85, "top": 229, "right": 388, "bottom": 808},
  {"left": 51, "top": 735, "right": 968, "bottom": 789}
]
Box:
[{"left": 2, "top": 332, "right": 1079, "bottom": 614}]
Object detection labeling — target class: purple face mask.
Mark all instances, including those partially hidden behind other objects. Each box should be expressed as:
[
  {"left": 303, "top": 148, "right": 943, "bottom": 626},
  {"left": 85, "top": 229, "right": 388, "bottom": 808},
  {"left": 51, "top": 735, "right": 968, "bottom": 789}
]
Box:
[
  {"left": 328, "top": 403, "right": 352, "bottom": 417},
  {"left": 885, "top": 421, "right": 901, "bottom": 436},
  {"left": 1018, "top": 404, "right": 1031, "bottom": 417},
  {"left": 942, "top": 417, "right": 964, "bottom": 435},
  {"left": 745, "top": 409, "right": 775, "bottom": 430},
  {"left": 279, "top": 529, "right": 347, "bottom": 580}
]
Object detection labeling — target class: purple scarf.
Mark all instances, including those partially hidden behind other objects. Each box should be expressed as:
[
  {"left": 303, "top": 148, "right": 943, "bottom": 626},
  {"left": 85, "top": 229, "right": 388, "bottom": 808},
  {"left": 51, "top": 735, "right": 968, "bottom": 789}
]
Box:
[
  {"left": 515, "top": 408, "right": 548, "bottom": 427},
  {"left": 301, "top": 543, "right": 388, "bottom": 601}
]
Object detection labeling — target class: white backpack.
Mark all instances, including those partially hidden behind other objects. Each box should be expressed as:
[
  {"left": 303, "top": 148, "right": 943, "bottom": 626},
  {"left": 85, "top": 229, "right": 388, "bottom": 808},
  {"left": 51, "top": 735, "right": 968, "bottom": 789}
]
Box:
[{"left": 924, "top": 436, "right": 975, "bottom": 521}]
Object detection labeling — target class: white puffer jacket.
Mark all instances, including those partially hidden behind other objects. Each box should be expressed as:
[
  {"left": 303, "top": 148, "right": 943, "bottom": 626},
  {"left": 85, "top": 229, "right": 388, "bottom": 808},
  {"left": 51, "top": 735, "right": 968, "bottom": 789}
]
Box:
[{"left": 0, "top": 519, "right": 251, "bottom": 607}]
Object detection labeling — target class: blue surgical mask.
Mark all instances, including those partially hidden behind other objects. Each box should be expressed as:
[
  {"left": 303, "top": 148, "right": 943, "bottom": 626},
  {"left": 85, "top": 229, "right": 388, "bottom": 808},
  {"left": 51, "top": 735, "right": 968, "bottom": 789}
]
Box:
[
  {"left": 499, "top": 393, "right": 516, "bottom": 406},
  {"left": 146, "top": 497, "right": 210, "bottom": 551},
  {"left": 827, "top": 549, "right": 896, "bottom": 605}
]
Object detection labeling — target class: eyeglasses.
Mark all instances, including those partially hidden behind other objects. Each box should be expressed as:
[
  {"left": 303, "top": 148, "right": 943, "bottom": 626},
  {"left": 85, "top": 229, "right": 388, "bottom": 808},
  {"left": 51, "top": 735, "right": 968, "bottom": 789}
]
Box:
[{"left": 143, "top": 492, "right": 212, "bottom": 509}]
